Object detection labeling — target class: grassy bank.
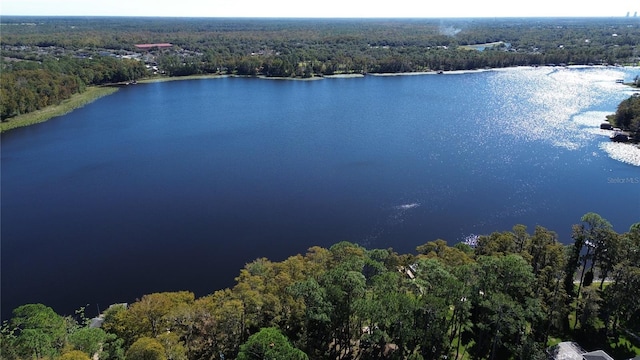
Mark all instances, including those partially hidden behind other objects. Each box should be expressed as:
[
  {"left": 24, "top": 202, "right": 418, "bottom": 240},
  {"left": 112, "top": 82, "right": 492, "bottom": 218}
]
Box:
[{"left": 0, "top": 86, "right": 119, "bottom": 133}]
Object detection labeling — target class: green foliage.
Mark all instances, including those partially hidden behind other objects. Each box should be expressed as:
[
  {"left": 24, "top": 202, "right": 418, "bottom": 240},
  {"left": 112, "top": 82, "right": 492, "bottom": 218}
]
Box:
[
  {"left": 612, "top": 94, "right": 640, "bottom": 136},
  {"left": 101, "top": 304, "right": 131, "bottom": 348},
  {"left": 2, "top": 212, "right": 638, "bottom": 360},
  {"left": 577, "top": 287, "right": 602, "bottom": 330},
  {"left": 416, "top": 239, "right": 473, "bottom": 267},
  {"left": 9, "top": 303, "right": 67, "bottom": 359},
  {"left": 125, "top": 291, "right": 195, "bottom": 339},
  {"left": 101, "top": 334, "right": 126, "bottom": 360},
  {"left": 468, "top": 255, "right": 541, "bottom": 359},
  {"left": 60, "top": 350, "right": 92, "bottom": 360},
  {"left": 126, "top": 337, "right": 167, "bottom": 360},
  {"left": 156, "top": 332, "right": 187, "bottom": 360},
  {"left": 1, "top": 55, "right": 145, "bottom": 121},
  {"left": 68, "top": 327, "right": 108, "bottom": 357},
  {"left": 237, "top": 327, "right": 307, "bottom": 360}
]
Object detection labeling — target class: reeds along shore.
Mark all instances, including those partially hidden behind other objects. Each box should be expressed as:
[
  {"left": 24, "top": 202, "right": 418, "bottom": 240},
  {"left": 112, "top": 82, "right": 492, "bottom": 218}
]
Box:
[{"left": 0, "top": 87, "right": 119, "bottom": 133}]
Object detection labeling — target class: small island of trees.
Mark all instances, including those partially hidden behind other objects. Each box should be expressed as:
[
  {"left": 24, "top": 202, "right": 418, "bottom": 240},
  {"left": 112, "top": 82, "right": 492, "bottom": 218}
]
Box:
[{"left": 2, "top": 212, "right": 639, "bottom": 360}]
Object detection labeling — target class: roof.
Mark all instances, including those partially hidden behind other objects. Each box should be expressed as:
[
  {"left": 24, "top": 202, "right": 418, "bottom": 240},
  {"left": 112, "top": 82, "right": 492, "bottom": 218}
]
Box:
[
  {"left": 547, "top": 342, "right": 617, "bottom": 360},
  {"left": 547, "top": 341, "right": 585, "bottom": 360},
  {"left": 89, "top": 317, "right": 104, "bottom": 328},
  {"left": 582, "top": 350, "right": 614, "bottom": 360},
  {"left": 135, "top": 43, "right": 173, "bottom": 49}
]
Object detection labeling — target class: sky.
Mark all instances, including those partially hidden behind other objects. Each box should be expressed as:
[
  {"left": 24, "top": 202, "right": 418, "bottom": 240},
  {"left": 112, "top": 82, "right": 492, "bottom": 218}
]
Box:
[{"left": 1, "top": 0, "right": 639, "bottom": 18}]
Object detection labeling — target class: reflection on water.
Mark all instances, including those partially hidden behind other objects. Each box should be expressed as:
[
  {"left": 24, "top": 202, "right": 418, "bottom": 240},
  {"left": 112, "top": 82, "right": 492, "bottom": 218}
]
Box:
[
  {"left": 489, "top": 66, "right": 639, "bottom": 159},
  {"left": 1, "top": 66, "right": 639, "bottom": 319}
]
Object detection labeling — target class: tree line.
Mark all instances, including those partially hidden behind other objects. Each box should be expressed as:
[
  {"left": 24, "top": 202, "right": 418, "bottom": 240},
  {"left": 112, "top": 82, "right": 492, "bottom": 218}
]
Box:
[
  {"left": 2, "top": 17, "right": 640, "bottom": 121},
  {"left": 0, "top": 56, "right": 147, "bottom": 121},
  {"left": 1, "top": 213, "right": 639, "bottom": 360}
]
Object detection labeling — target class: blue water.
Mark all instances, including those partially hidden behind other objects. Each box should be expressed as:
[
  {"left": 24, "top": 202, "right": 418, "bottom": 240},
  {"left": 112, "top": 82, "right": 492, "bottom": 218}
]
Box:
[{"left": 2, "top": 67, "right": 639, "bottom": 319}]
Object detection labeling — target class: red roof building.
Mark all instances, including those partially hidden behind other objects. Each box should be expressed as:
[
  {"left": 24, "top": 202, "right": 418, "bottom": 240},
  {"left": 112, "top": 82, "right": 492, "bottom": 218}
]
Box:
[{"left": 135, "top": 43, "right": 173, "bottom": 50}]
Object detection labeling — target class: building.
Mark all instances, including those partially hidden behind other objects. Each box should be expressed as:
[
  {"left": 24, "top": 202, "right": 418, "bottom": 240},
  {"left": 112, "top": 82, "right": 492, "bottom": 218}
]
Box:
[
  {"left": 135, "top": 43, "right": 173, "bottom": 51},
  {"left": 582, "top": 350, "right": 614, "bottom": 360},
  {"left": 547, "top": 342, "right": 615, "bottom": 360}
]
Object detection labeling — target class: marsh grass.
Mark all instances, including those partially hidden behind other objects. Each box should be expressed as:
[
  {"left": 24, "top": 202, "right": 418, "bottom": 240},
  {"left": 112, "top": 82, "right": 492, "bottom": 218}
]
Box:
[{"left": 0, "top": 86, "right": 119, "bottom": 133}]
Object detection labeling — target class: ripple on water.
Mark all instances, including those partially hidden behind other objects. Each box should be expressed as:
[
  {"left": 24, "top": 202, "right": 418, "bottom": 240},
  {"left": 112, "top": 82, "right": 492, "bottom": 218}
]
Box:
[
  {"left": 489, "top": 67, "right": 638, "bottom": 165},
  {"left": 599, "top": 142, "right": 640, "bottom": 167},
  {"left": 572, "top": 111, "right": 613, "bottom": 128}
]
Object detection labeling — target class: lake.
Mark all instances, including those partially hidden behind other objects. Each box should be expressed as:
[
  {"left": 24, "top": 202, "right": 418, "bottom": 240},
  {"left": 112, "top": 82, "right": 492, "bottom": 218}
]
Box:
[{"left": 2, "top": 66, "right": 639, "bottom": 319}]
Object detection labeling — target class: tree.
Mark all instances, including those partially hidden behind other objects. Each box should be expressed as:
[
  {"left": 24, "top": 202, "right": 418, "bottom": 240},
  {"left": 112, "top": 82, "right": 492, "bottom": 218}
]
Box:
[
  {"left": 468, "top": 255, "right": 541, "bottom": 360},
  {"left": 601, "top": 223, "right": 640, "bottom": 333},
  {"left": 187, "top": 290, "right": 245, "bottom": 360},
  {"left": 356, "top": 270, "right": 416, "bottom": 359},
  {"left": 125, "top": 291, "right": 195, "bottom": 338},
  {"left": 475, "top": 231, "right": 516, "bottom": 256},
  {"left": 612, "top": 94, "right": 640, "bottom": 137},
  {"left": 236, "top": 327, "right": 308, "bottom": 360},
  {"left": 526, "top": 226, "right": 559, "bottom": 276},
  {"left": 101, "top": 334, "right": 126, "bottom": 360},
  {"left": 565, "top": 225, "right": 584, "bottom": 286},
  {"left": 288, "top": 278, "right": 333, "bottom": 358},
  {"left": 1, "top": 320, "right": 20, "bottom": 360},
  {"left": 101, "top": 304, "right": 134, "bottom": 349},
  {"left": 571, "top": 213, "right": 615, "bottom": 329},
  {"left": 411, "top": 259, "right": 462, "bottom": 359},
  {"left": 60, "top": 350, "right": 92, "bottom": 360},
  {"left": 450, "top": 264, "right": 475, "bottom": 360},
  {"left": 415, "top": 239, "right": 473, "bottom": 267},
  {"left": 9, "top": 303, "right": 67, "bottom": 359},
  {"left": 157, "top": 332, "right": 187, "bottom": 360},
  {"left": 321, "top": 266, "right": 366, "bottom": 358},
  {"left": 512, "top": 224, "right": 530, "bottom": 254},
  {"left": 126, "top": 337, "right": 167, "bottom": 360},
  {"left": 594, "top": 230, "right": 621, "bottom": 290},
  {"left": 577, "top": 286, "right": 601, "bottom": 331},
  {"left": 68, "top": 327, "right": 108, "bottom": 357}
]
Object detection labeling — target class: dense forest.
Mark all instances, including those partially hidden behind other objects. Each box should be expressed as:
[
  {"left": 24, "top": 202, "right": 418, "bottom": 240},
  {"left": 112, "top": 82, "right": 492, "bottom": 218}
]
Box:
[
  {"left": 2, "top": 17, "right": 640, "bottom": 121},
  {"left": 2, "top": 213, "right": 639, "bottom": 360},
  {"left": 0, "top": 57, "right": 146, "bottom": 120}
]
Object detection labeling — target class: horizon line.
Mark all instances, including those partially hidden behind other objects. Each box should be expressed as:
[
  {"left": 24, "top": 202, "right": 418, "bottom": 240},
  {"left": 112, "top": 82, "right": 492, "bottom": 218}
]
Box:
[{"left": 1, "top": 14, "right": 638, "bottom": 19}]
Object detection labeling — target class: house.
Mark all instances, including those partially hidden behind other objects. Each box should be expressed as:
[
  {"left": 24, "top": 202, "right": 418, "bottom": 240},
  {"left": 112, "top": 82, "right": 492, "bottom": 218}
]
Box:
[
  {"left": 547, "top": 341, "right": 585, "bottom": 359},
  {"left": 547, "top": 342, "right": 615, "bottom": 360},
  {"left": 582, "top": 350, "right": 614, "bottom": 360},
  {"left": 89, "top": 317, "right": 104, "bottom": 328},
  {"left": 89, "top": 303, "right": 128, "bottom": 328},
  {"left": 135, "top": 43, "right": 173, "bottom": 51},
  {"left": 397, "top": 266, "right": 415, "bottom": 279}
]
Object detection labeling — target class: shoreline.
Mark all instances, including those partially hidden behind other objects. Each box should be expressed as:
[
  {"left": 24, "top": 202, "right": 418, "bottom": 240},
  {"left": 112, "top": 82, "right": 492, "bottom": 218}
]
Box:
[
  {"left": 4, "top": 65, "right": 638, "bottom": 132},
  {"left": 139, "top": 73, "right": 366, "bottom": 83},
  {"left": 0, "top": 86, "right": 119, "bottom": 133}
]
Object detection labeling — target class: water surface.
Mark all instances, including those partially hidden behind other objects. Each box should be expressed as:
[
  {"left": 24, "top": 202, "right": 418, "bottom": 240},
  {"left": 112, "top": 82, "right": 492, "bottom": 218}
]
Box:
[{"left": 2, "top": 67, "right": 639, "bottom": 319}]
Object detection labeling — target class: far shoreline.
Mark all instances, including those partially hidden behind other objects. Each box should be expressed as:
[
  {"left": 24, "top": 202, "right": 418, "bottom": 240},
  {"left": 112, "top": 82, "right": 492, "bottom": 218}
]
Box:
[{"left": 3, "top": 65, "right": 637, "bottom": 133}]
